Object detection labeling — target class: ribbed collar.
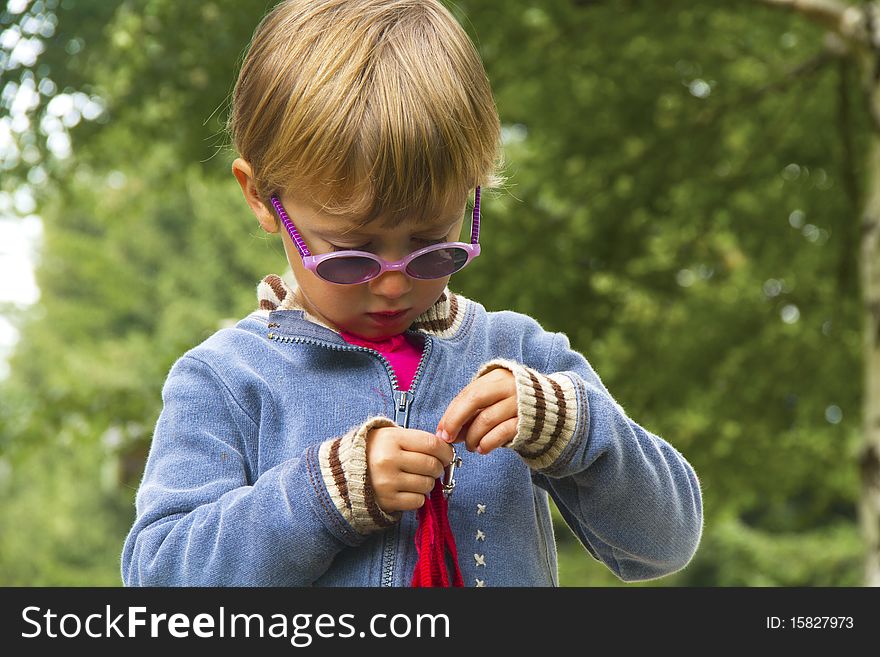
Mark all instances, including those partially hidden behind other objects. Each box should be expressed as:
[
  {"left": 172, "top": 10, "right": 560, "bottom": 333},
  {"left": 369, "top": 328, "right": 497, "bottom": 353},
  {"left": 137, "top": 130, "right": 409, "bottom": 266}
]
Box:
[{"left": 255, "top": 274, "right": 468, "bottom": 339}]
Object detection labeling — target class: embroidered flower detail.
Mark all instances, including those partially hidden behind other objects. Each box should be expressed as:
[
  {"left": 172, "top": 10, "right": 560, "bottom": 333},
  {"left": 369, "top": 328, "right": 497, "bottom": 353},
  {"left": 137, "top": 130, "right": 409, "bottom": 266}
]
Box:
[
  {"left": 474, "top": 553, "right": 486, "bottom": 567},
  {"left": 476, "top": 504, "right": 486, "bottom": 515},
  {"left": 475, "top": 578, "right": 486, "bottom": 587},
  {"left": 475, "top": 529, "right": 486, "bottom": 541}
]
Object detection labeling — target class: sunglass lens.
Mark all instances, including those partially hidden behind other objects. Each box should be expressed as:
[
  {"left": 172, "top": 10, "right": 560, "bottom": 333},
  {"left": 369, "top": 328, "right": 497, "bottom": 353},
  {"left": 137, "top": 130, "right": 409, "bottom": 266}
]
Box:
[
  {"left": 316, "top": 256, "right": 382, "bottom": 284},
  {"left": 406, "top": 248, "right": 469, "bottom": 279}
]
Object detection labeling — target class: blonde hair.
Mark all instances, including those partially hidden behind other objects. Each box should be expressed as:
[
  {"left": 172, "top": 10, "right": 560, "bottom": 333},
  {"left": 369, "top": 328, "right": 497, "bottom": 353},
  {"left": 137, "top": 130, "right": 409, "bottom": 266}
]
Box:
[{"left": 229, "top": 0, "right": 502, "bottom": 226}]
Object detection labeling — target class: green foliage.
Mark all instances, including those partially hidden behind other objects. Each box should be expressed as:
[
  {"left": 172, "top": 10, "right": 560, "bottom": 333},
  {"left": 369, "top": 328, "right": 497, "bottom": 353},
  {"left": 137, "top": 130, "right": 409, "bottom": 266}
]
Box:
[
  {"left": 557, "top": 515, "right": 863, "bottom": 587},
  {"left": 0, "top": 0, "right": 870, "bottom": 585},
  {"left": 0, "top": 428, "right": 129, "bottom": 586}
]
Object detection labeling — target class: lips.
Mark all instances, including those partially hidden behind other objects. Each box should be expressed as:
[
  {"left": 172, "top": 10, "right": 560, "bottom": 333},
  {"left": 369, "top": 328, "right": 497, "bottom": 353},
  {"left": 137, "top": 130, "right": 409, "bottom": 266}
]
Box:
[
  {"left": 366, "top": 309, "right": 410, "bottom": 326},
  {"left": 369, "top": 310, "right": 408, "bottom": 317}
]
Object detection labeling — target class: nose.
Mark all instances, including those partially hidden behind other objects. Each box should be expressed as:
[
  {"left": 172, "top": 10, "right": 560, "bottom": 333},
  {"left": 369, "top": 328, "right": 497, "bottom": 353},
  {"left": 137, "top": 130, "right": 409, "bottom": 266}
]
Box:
[{"left": 368, "top": 268, "right": 412, "bottom": 299}]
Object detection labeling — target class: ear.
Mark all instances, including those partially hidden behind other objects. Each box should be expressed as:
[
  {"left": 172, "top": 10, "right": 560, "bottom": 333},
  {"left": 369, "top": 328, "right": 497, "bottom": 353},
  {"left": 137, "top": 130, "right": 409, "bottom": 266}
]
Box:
[{"left": 232, "top": 157, "right": 279, "bottom": 233}]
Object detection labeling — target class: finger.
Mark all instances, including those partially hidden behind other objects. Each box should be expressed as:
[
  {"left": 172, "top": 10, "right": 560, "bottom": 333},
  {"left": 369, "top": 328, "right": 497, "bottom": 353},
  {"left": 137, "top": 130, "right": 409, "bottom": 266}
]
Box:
[
  {"left": 455, "top": 419, "right": 474, "bottom": 445},
  {"left": 396, "top": 429, "right": 454, "bottom": 465},
  {"left": 475, "top": 417, "right": 519, "bottom": 454},
  {"left": 437, "top": 370, "right": 515, "bottom": 443},
  {"left": 397, "top": 450, "right": 447, "bottom": 478},
  {"left": 459, "top": 398, "right": 518, "bottom": 452},
  {"left": 395, "top": 492, "right": 432, "bottom": 511},
  {"left": 395, "top": 472, "right": 439, "bottom": 496}
]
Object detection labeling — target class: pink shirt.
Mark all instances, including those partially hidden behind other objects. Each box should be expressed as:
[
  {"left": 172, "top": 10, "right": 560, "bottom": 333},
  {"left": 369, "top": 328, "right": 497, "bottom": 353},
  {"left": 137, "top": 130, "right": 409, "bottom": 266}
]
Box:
[{"left": 339, "top": 331, "right": 423, "bottom": 391}]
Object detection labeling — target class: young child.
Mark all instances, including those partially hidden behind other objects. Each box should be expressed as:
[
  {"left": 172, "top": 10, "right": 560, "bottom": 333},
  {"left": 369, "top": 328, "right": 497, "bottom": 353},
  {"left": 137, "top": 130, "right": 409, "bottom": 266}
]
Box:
[{"left": 121, "top": 0, "right": 703, "bottom": 587}]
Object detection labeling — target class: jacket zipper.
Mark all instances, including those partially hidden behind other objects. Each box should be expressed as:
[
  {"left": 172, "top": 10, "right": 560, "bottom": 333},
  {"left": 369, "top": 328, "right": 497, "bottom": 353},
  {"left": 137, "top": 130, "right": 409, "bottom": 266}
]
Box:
[{"left": 267, "top": 329, "right": 433, "bottom": 587}]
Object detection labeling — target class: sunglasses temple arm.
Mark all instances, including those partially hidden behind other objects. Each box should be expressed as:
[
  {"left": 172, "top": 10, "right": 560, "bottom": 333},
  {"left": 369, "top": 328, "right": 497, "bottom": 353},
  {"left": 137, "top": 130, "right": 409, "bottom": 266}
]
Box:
[
  {"left": 270, "top": 195, "right": 312, "bottom": 258},
  {"left": 470, "top": 186, "right": 481, "bottom": 245}
]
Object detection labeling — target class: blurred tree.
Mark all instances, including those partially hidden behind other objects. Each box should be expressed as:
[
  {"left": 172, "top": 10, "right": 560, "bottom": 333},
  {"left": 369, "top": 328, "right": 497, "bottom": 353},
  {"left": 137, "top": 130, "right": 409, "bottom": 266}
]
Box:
[
  {"left": 0, "top": 0, "right": 870, "bottom": 585},
  {"left": 757, "top": 0, "right": 880, "bottom": 587}
]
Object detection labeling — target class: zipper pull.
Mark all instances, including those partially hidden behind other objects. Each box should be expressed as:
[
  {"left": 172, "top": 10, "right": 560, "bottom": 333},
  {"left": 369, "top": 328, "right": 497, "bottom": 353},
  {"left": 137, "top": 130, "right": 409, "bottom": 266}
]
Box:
[
  {"left": 442, "top": 447, "right": 462, "bottom": 498},
  {"left": 394, "top": 390, "right": 413, "bottom": 427}
]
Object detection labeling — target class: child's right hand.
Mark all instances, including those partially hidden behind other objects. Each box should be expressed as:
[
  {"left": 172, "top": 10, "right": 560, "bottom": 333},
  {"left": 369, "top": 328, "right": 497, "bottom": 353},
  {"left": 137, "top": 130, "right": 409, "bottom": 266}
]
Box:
[{"left": 366, "top": 427, "right": 454, "bottom": 513}]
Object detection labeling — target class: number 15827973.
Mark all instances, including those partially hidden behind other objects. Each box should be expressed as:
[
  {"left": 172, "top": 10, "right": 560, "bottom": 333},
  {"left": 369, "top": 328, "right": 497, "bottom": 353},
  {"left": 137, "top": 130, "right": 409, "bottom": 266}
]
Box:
[{"left": 766, "top": 616, "right": 854, "bottom": 630}]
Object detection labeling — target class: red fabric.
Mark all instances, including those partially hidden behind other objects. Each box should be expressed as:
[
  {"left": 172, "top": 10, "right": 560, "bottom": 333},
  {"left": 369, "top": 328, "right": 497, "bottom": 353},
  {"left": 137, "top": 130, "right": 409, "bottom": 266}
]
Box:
[
  {"left": 411, "top": 480, "right": 464, "bottom": 587},
  {"left": 339, "top": 329, "right": 463, "bottom": 587}
]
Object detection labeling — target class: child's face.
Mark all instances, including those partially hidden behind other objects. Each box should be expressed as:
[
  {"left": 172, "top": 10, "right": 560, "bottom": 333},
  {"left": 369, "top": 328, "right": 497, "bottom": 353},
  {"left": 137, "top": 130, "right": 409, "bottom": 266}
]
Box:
[{"left": 273, "top": 191, "right": 468, "bottom": 339}]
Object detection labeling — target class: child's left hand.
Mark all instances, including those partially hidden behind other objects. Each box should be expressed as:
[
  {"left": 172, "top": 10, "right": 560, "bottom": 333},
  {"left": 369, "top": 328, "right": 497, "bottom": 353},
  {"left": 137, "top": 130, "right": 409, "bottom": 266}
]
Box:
[{"left": 436, "top": 368, "right": 517, "bottom": 454}]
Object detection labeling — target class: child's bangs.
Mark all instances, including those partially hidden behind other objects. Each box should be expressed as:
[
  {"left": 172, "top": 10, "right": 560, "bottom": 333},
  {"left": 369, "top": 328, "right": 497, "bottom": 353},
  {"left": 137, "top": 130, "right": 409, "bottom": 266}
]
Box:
[
  {"left": 297, "top": 75, "right": 488, "bottom": 229},
  {"left": 296, "top": 130, "right": 478, "bottom": 231}
]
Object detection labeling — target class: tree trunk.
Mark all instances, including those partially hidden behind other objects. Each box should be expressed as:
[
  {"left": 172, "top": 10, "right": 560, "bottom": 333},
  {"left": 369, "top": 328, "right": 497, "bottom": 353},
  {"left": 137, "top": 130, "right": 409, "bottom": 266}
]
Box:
[{"left": 860, "top": 85, "right": 880, "bottom": 587}]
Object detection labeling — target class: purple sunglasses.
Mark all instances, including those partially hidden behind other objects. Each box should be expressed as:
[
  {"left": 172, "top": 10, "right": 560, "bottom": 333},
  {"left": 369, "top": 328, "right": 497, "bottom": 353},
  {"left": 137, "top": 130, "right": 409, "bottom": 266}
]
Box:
[{"left": 269, "top": 188, "right": 482, "bottom": 285}]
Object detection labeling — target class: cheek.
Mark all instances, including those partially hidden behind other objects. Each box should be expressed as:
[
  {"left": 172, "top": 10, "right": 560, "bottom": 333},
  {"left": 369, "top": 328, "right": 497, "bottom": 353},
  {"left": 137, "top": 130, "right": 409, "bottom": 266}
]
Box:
[
  {"left": 327, "top": 285, "right": 365, "bottom": 308},
  {"left": 415, "top": 278, "right": 451, "bottom": 307},
  {"left": 301, "top": 276, "right": 361, "bottom": 307}
]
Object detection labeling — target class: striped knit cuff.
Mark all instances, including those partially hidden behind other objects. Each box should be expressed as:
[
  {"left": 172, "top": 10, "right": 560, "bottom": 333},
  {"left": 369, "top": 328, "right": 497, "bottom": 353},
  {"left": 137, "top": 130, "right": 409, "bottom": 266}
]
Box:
[
  {"left": 476, "top": 359, "right": 579, "bottom": 471},
  {"left": 318, "top": 417, "right": 402, "bottom": 535}
]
